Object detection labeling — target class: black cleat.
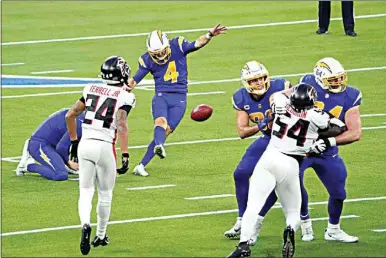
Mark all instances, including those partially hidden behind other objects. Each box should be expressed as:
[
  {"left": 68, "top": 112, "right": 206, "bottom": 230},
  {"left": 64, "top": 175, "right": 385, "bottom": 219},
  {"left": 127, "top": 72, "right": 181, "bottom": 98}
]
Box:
[
  {"left": 282, "top": 226, "right": 295, "bottom": 258},
  {"left": 227, "top": 242, "right": 251, "bottom": 258},
  {"left": 316, "top": 28, "right": 328, "bottom": 34},
  {"left": 80, "top": 224, "right": 91, "bottom": 255},
  {"left": 92, "top": 235, "right": 109, "bottom": 247},
  {"left": 345, "top": 30, "right": 357, "bottom": 37}
]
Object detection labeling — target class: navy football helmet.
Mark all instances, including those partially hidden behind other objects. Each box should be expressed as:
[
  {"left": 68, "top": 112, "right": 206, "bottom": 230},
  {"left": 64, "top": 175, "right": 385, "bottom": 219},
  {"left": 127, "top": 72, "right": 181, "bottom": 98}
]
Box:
[
  {"left": 100, "top": 56, "right": 131, "bottom": 85},
  {"left": 290, "top": 83, "right": 317, "bottom": 111}
]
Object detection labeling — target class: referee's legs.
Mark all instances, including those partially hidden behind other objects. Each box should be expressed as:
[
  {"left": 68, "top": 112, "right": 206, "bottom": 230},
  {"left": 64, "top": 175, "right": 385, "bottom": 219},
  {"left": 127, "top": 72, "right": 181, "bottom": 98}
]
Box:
[
  {"left": 342, "top": 1, "right": 356, "bottom": 36},
  {"left": 317, "top": 1, "right": 331, "bottom": 33}
]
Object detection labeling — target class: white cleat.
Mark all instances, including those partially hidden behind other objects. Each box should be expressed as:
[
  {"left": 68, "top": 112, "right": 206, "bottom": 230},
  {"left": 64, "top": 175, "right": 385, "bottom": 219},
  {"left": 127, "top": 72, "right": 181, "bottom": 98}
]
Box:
[
  {"left": 248, "top": 218, "right": 264, "bottom": 246},
  {"left": 324, "top": 224, "right": 359, "bottom": 243},
  {"left": 16, "top": 139, "right": 32, "bottom": 176},
  {"left": 301, "top": 219, "right": 314, "bottom": 242},
  {"left": 224, "top": 217, "right": 241, "bottom": 240},
  {"left": 133, "top": 164, "right": 149, "bottom": 177},
  {"left": 154, "top": 144, "right": 166, "bottom": 159}
]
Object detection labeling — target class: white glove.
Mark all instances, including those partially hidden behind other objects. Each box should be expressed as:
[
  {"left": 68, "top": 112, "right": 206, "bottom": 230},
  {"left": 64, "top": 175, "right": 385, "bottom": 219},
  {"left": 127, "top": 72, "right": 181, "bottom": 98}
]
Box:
[
  {"left": 310, "top": 137, "right": 336, "bottom": 154},
  {"left": 271, "top": 93, "right": 288, "bottom": 115},
  {"left": 310, "top": 139, "right": 327, "bottom": 154}
]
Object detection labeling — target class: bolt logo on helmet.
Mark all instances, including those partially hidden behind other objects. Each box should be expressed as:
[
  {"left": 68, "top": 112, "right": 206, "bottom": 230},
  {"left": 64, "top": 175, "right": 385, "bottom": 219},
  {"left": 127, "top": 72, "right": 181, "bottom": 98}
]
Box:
[
  {"left": 240, "top": 61, "right": 270, "bottom": 95},
  {"left": 313, "top": 57, "right": 347, "bottom": 93},
  {"left": 290, "top": 83, "right": 318, "bottom": 112},
  {"left": 100, "top": 56, "right": 131, "bottom": 86},
  {"left": 147, "top": 30, "right": 171, "bottom": 65}
]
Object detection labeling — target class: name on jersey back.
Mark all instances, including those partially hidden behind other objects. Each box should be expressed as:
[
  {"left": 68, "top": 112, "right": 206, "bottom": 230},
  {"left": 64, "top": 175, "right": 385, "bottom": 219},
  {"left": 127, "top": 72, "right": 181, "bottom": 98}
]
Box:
[{"left": 89, "top": 85, "right": 121, "bottom": 98}]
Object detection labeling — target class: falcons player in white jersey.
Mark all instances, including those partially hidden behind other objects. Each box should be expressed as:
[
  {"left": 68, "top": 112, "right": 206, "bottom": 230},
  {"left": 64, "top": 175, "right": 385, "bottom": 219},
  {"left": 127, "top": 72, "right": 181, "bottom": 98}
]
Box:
[
  {"left": 227, "top": 83, "right": 345, "bottom": 258},
  {"left": 66, "top": 56, "right": 136, "bottom": 255}
]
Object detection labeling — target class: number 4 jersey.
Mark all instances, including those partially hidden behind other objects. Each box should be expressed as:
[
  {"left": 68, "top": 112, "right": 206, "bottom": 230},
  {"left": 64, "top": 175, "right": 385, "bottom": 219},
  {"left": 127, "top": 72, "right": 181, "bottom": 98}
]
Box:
[
  {"left": 82, "top": 84, "right": 136, "bottom": 143},
  {"left": 269, "top": 93, "right": 331, "bottom": 156}
]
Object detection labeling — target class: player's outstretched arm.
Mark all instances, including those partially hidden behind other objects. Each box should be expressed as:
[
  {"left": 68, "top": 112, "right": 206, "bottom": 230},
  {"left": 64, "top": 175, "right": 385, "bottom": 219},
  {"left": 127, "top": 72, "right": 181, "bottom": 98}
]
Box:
[
  {"left": 194, "top": 24, "right": 227, "bottom": 48},
  {"left": 334, "top": 106, "right": 362, "bottom": 145},
  {"left": 236, "top": 110, "right": 259, "bottom": 139}
]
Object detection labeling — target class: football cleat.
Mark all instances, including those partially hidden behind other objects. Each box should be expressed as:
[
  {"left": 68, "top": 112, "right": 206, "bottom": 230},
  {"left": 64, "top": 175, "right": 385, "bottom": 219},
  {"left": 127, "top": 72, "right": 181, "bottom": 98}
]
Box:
[
  {"left": 133, "top": 164, "right": 149, "bottom": 177},
  {"left": 226, "top": 242, "right": 251, "bottom": 258},
  {"left": 345, "top": 30, "right": 357, "bottom": 37},
  {"left": 224, "top": 217, "right": 242, "bottom": 239},
  {"left": 80, "top": 224, "right": 92, "bottom": 255},
  {"left": 324, "top": 225, "right": 359, "bottom": 243},
  {"left": 154, "top": 144, "right": 166, "bottom": 159},
  {"left": 16, "top": 139, "right": 33, "bottom": 176},
  {"left": 91, "top": 235, "right": 109, "bottom": 247},
  {"left": 301, "top": 219, "right": 314, "bottom": 242},
  {"left": 282, "top": 226, "right": 295, "bottom": 258},
  {"left": 316, "top": 29, "right": 328, "bottom": 34}
]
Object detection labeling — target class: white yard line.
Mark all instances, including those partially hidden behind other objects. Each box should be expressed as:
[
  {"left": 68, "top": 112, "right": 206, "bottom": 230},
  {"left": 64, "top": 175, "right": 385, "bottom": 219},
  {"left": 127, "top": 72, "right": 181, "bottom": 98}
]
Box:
[
  {"left": 127, "top": 184, "right": 176, "bottom": 191},
  {"left": 372, "top": 229, "right": 386, "bottom": 232},
  {"left": 3, "top": 195, "right": 382, "bottom": 237},
  {"left": 311, "top": 215, "right": 359, "bottom": 221},
  {"left": 30, "top": 70, "right": 74, "bottom": 75},
  {"left": 1, "top": 62, "right": 25, "bottom": 66},
  {"left": 2, "top": 66, "right": 386, "bottom": 98},
  {"left": 2, "top": 13, "right": 386, "bottom": 46},
  {"left": 185, "top": 194, "right": 235, "bottom": 200},
  {"left": 187, "top": 91, "right": 225, "bottom": 96},
  {"left": 2, "top": 122, "right": 385, "bottom": 162}
]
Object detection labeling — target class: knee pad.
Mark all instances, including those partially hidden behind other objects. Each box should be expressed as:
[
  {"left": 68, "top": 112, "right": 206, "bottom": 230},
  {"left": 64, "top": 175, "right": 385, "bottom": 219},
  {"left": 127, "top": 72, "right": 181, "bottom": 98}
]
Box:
[{"left": 98, "top": 190, "right": 113, "bottom": 206}]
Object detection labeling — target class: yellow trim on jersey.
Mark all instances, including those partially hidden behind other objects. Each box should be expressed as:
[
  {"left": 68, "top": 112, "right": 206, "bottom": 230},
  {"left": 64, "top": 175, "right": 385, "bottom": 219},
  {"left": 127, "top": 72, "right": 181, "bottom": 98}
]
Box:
[
  {"left": 138, "top": 57, "right": 147, "bottom": 68},
  {"left": 178, "top": 36, "right": 185, "bottom": 52},
  {"left": 284, "top": 80, "right": 291, "bottom": 90}
]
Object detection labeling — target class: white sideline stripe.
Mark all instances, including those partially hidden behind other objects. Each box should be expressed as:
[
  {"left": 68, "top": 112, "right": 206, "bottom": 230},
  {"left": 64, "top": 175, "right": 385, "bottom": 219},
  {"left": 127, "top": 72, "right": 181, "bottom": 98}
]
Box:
[
  {"left": 185, "top": 194, "right": 235, "bottom": 200},
  {"left": 2, "top": 13, "right": 386, "bottom": 46},
  {"left": 30, "top": 70, "right": 74, "bottom": 75},
  {"left": 127, "top": 184, "right": 176, "bottom": 191},
  {"left": 362, "top": 126, "right": 386, "bottom": 130},
  {"left": 311, "top": 215, "right": 359, "bottom": 222},
  {"left": 1, "top": 90, "right": 221, "bottom": 99},
  {"left": 2, "top": 65, "right": 386, "bottom": 96},
  {"left": 360, "top": 114, "right": 386, "bottom": 117},
  {"left": 1, "top": 62, "right": 25, "bottom": 66},
  {"left": 2, "top": 196, "right": 382, "bottom": 237},
  {"left": 372, "top": 229, "right": 386, "bottom": 232},
  {"left": 2, "top": 122, "right": 386, "bottom": 162}
]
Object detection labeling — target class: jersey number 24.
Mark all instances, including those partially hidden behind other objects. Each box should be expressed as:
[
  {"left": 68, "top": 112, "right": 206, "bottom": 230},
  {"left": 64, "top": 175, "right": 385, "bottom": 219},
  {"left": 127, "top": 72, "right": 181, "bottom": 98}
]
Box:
[{"left": 84, "top": 94, "right": 117, "bottom": 129}]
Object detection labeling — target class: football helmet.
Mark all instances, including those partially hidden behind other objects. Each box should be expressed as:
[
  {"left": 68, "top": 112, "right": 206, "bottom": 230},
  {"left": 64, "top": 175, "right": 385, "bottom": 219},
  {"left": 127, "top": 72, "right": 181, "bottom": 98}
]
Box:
[
  {"left": 100, "top": 56, "right": 131, "bottom": 85},
  {"left": 290, "top": 83, "right": 317, "bottom": 112},
  {"left": 313, "top": 57, "right": 347, "bottom": 93},
  {"left": 147, "top": 30, "right": 171, "bottom": 65},
  {"left": 241, "top": 61, "right": 270, "bottom": 95}
]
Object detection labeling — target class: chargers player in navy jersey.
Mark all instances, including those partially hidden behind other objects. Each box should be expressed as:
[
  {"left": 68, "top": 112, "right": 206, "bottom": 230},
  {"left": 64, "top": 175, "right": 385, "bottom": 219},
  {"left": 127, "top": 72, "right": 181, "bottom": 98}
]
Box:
[
  {"left": 300, "top": 57, "right": 362, "bottom": 243},
  {"left": 224, "top": 61, "right": 291, "bottom": 245},
  {"left": 16, "top": 108, "right": 84, "bottom": 181},
  {"left": 126, "top": 24, "right": 227, "bottom": 176}
]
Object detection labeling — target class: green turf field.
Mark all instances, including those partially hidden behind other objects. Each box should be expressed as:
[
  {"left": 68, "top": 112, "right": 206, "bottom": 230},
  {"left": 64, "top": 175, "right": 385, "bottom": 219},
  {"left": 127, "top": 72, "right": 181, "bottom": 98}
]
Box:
[{"left": 2, "top": 1, "right": 386, "bottom": 257}]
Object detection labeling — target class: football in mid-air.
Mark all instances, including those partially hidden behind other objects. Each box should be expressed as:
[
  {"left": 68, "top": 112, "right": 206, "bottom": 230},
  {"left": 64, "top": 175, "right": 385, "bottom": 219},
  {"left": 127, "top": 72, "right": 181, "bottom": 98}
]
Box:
[{"left": 190, "top": 104, "right": 213, "bottom": 122}]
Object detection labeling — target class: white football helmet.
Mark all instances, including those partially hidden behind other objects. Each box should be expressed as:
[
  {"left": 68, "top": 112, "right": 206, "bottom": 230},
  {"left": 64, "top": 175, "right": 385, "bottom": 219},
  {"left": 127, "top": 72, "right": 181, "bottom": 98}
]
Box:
[
  {"left": 313, "top": 57, "right": 347, "bottom": 93},
  {"left": 147, "top": 30, "right": 171, "bottom": 65},
  {"left": 240, "top": 61, "right": 270, "bottom": 95}
]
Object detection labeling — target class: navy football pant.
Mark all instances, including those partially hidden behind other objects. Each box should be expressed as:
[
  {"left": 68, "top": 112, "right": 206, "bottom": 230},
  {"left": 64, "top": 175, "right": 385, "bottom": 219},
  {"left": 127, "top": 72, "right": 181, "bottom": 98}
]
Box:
[
  {"left": 27, "top": 138, "right": 68, "bottom": 181},
  {"left": 300, "top": 154, "right": 347, "bottom": 224}
]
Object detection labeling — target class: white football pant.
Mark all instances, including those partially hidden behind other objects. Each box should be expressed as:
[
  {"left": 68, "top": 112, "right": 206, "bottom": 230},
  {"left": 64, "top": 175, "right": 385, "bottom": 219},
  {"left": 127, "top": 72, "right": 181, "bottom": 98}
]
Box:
[
  {"left": 240, "top": 147, "right": 301, "bottom": 242},
  {"left": 78, "top": 138, "right": 117, "bottom": 239}
]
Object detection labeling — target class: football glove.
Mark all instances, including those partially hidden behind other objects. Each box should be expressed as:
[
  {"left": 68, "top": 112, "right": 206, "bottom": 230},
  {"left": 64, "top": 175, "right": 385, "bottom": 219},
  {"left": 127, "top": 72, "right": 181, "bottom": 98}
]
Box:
[
  {"left": 310, "top": 137, "right": 336, "bottom": 154},
  {"left": 271, "top": 102, "right": 287, "bottom": 115},
  {"left": 257, "top": 116, "right": 274, "bottom": 132},
  {"left": 117, "top": 153, "right": 129, "bottom": 175},
  {"left": 69, "top": 139, "right": 80, "bottom": 163}
]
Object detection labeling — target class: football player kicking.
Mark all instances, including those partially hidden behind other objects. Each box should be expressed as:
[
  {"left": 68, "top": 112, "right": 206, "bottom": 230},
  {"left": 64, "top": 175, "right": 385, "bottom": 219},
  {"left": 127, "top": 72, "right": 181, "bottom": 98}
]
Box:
[
  {"left": 224, "top": 61, "right": 292, "bottom": 245},
  {"left": 298, "top": 57, "right": 361, "bottom": 243},
  {"left": 16, "top": 108, "right": 83, "bottom": 181},
  {"left": 126, "top": 24, "right": 227, "bottom": 177},
  {"left": 66, "top": 56, "right": 135, "bottom": 255},
  {"left": 227, "top": 83, "right": 346, "bottom": 258}
]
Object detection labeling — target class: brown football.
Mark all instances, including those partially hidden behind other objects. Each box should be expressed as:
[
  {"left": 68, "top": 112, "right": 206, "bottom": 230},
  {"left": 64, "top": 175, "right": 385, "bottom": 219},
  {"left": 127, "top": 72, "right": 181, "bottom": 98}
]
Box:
[{"left": 190, "top": 104, "right": 213, "bottom": 122}]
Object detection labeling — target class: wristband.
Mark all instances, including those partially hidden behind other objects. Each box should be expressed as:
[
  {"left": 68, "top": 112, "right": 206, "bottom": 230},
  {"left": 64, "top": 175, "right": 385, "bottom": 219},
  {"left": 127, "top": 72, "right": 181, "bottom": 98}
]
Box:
[
  {"left": 327, "top": 137, "right": 337, "bottom": 147},
  {"left": 205, "top": 33, "right": 212, "bottom": 40},
  {"left": 122, "top": 153, "right": 129, "bottom": 158}
]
